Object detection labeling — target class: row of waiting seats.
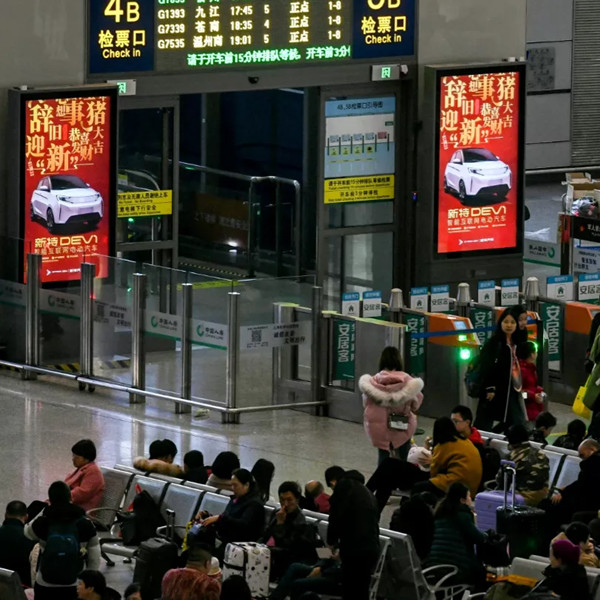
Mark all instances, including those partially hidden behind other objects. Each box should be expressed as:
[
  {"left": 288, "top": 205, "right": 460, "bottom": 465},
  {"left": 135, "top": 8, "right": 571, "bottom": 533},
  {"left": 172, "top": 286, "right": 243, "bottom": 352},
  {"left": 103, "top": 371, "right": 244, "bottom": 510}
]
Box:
[
  {"left": 95, "top": 465, "right": 474, "bottom": 599},
  {"left": 479, "top": 431, "right": 582, "bottom": 492}
]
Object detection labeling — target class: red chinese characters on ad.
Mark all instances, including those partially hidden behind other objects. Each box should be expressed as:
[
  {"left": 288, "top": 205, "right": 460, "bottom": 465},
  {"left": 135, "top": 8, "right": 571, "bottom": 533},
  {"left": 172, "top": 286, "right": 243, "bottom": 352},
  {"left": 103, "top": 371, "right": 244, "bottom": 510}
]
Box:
[
  {"left": 437, "top": 71, "right": 520, "bottom": 254},
  {"left": 24, "top": 96, "right": 112, "bottom": 283}
]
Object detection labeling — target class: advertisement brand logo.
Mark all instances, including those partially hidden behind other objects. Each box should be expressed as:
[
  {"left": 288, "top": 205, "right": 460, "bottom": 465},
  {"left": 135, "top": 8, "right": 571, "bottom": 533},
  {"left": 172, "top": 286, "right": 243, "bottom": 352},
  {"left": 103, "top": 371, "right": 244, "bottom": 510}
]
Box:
[
  {"left": 196, "top": 324, "right": 205, "bottom": 337},
  {"left": 48, "top": 295, "right": 55, "bottom": 307},
  {"left": 151, "top": 316, "right": 158, "bottom": 327},
  {"left": 548, "top": 247, "right": 555, "bottom": 258}
]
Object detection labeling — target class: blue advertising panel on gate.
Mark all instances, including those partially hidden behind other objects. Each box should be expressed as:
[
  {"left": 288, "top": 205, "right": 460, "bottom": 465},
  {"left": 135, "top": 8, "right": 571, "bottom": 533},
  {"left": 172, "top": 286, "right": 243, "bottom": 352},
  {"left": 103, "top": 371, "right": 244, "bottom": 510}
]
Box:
[
  {"left": 89, "top": 0, "right": 155, "bottom": 74},
  {"left": 352, "top": 0, "right": 415, "bottom": 59}
]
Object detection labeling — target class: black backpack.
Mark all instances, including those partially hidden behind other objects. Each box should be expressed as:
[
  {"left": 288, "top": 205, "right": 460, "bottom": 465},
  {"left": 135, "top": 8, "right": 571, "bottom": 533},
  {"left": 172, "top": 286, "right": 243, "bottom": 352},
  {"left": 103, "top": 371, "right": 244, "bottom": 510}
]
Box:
[
  {"left": 120, "top": 490, "right": 165, "bottom": 545},
  {"left": 40, "top": 518, "right": 83, "bottom": 585}
]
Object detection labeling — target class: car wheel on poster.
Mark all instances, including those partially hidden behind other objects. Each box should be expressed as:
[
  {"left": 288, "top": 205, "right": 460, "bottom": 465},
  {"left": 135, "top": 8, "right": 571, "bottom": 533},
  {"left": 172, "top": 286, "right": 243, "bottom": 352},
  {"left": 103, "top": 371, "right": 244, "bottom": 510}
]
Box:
[{"left": 47, "top": 209, "right": 56, "bottom": 233}]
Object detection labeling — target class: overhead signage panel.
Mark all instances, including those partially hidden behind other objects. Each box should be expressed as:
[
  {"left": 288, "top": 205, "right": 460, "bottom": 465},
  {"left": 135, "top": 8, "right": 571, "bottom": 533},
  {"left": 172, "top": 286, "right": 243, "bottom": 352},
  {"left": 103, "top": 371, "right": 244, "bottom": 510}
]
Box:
[
  {"left": 88, "top": 0, "right": 415, "bottom": 75},
  {"left": 433, "top": 65, "right": 525, "bottom": 257}
]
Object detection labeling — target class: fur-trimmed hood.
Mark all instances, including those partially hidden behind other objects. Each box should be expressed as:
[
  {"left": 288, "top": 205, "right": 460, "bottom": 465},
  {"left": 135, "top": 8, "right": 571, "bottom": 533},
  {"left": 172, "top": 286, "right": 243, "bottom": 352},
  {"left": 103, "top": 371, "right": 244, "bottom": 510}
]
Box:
[{"left": 359, "top": 370, "right": 424, "bottom": 407}]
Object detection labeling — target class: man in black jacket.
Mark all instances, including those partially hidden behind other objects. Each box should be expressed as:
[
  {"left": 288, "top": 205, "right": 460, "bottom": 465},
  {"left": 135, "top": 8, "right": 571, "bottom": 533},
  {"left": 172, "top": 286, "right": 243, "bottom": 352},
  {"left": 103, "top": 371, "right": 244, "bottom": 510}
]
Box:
[
  {"left": 260, "top": 481, "right": 318, "bottom": 579},
  {"left": 0, "top": 500, "right": 35, "bottom": 586},
  {"left": 327, "top": 470, "right": 380, "bottom": 600}
]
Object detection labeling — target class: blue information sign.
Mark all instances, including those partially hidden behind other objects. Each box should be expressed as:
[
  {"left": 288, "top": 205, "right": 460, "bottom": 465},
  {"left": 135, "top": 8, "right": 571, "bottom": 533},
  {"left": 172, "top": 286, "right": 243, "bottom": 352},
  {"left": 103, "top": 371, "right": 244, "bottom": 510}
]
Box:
[
  {"left": 352, "top": 0, "right": 415, "bottom": 59},
  {"left": 89, "top": 0, "right": 155, "bottom": 74}
]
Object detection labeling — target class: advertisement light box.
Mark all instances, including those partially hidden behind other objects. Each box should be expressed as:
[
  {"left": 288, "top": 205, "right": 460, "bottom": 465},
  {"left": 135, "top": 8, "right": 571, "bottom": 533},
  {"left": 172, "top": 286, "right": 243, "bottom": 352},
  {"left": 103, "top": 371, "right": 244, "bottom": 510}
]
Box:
[
  {"left": 12, "top": 87, "right": 117, "bottom": 284},
  {"left": 433, "top": 65, "right": 525, "bottom": 258}
]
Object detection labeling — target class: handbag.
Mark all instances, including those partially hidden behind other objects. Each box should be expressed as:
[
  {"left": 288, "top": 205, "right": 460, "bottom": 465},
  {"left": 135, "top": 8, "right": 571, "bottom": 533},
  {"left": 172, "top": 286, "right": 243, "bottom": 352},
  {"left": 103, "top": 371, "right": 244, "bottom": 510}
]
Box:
[
  {"left": 573, "top": 375, "right": 592, "bottom": 419},
  {"left": 477, "top": 531, "right": 510, "bottom": 567}
]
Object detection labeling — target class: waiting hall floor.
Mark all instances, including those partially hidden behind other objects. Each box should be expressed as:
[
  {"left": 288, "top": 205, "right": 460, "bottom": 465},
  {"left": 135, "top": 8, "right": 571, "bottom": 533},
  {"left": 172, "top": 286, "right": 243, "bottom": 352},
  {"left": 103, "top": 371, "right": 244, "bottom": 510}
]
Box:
[{"left": 0, "top": 371, "right": 577, "bottom": 594}]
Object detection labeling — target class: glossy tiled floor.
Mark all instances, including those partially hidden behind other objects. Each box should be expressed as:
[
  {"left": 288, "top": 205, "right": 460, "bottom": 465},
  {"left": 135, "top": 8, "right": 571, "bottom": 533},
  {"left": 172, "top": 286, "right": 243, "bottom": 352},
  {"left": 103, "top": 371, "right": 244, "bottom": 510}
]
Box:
[{"left": 0, "top": 369, "right": 577, "bottom": 595}]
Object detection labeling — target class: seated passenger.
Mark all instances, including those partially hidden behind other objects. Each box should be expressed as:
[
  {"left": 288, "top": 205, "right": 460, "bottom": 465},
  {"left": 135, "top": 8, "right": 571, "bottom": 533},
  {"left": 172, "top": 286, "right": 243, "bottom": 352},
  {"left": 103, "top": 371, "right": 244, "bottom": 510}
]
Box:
[
  {"left": 270, "top": 558, "right": 342, "bottom": 600},
  {"left": 161, "top": 544, "right": 221, "bottom": 600},
  {"left": 0, "top": 500, "right": 35, "bottom": 586},
  {"left": 183, "top": 450, "right": 208, "bottom": 485},
  {"left": 251, "top": 458, "right": 275, "bottom": 503},
  {"left": 540, "top": 539, "right": 590, "bottom": 600},
  {"left": 425, "top": 482, "right": 487, "bottom": 590},
  {"left": 554, "top": 419, "right": 587, "bottom": 451},
  {"left": 529, "top": 411, "right": 557, "bottom": 446},
  {"left": 220, "top": 575, "right": 252, "bottom": 600},
  {"left": 303, "top": 481, "right": 330, "bottom": 514},
  {"left": 552, "top": 522, "right": 600, "bottom": 569},
  {"left": 366, "top": 417, "right": 483, "bottom": 513},
  {"left": 260, "top": 481, "right": 318, "bottom": 578},
  {"left": 123, "top": 583, "right": 142, "bottom": 600},
  {"left": 206, "top": 451, "right": 240, "bottom": 492},
  {"left": 133, "top": 439, "right": 184, "bottom": 478},
  {"left": 76, "top": 570, "right": 106, "bottom": 600},
  {"left": 197, "top": 468, "right": 265, "bottom": 557},
  {"left": 64, "top": 439, "right": 105, "bottom": 512},
  {"left": 495, "top": 424, "right": 549, "bottom": 506}
]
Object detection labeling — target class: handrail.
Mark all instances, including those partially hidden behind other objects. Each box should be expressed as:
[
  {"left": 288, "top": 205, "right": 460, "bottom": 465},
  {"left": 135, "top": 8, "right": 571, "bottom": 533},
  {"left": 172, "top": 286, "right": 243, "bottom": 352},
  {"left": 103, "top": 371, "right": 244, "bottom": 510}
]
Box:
[{"left": 147, "top": 156, "right": 302, "bottom": 277}]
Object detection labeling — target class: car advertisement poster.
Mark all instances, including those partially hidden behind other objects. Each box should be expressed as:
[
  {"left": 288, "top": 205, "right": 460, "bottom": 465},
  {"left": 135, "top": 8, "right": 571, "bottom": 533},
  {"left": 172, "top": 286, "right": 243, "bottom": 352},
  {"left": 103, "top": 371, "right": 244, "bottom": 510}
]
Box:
[
  {"left": 23, "top": 92, "right": 115, "bottom": 283},
  {"left": 324, "top": 96, "right": 395, "bottom": 204},
  {"left": 436, "top": 69, "right": 522, "bottom": 255}
]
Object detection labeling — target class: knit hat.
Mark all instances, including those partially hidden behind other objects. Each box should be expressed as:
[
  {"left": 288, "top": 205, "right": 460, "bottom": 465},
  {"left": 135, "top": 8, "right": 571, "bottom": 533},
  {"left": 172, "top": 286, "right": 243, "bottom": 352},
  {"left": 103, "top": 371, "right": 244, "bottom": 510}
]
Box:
[
  {"left": 71, "top": 439, "right": 96, "bottom": 462},
  {"left": 552, "top": 539, "right": 581, "bottom": 566}
]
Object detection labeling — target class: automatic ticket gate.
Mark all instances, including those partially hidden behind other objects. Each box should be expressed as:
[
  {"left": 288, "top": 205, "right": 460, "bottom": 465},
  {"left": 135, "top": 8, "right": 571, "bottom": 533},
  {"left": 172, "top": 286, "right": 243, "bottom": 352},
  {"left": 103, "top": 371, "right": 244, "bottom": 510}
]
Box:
[
  {"left": 547, "top": 301, "right": 600, "bottom": 403},
  {"left": 418, "top": 313, "right": 480, "bottom": 419}
]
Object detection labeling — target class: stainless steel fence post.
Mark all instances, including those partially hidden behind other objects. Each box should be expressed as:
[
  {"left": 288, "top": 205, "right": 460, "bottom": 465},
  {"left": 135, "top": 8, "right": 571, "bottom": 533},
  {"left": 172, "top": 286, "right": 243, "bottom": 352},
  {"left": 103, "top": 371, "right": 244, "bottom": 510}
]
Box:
[
  {"left": 525, "top": 277, "right": 541, "bottom": 313},
  {"left": 311, "top": 286, "right": 324, "bottom": 415},
  {"left": 177, "top": 283, "right": 192, "bottom": 414},
  {"left": 130, "top": 273, "right": 146, "bottom": 404},
  {"left": 456, "top": 282, "right": 472, "bottom": 318},
  {"left": 79, "top": 263, "right": 96, "bottom": 382},
  {"left": 25, "top": 253, "right": 42, "bottom": 380},
  {"left": 388, "top": 288, "right": 404, "bottom": 323},
  {"left": 224, "top": 291, "right": 240, "bottom": 423}
]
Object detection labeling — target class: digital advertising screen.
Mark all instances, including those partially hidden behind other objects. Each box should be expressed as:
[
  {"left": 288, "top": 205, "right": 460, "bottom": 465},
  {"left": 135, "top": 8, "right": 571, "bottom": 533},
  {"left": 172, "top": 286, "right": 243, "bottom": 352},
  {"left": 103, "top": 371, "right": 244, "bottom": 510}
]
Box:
[
  {"left": 20, "top": 89, "right": 117, "bottom": 283},
  {"left": 434, "top": 66, "right": 525, "bottom": 257},
  {"left": 88, "top": 0, "right": 416, "bottom": 75}
]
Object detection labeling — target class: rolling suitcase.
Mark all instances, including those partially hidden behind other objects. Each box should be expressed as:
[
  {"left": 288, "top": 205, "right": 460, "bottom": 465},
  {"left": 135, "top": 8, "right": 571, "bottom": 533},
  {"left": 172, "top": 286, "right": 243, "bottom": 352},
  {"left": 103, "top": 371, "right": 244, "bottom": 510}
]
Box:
[
  {"left": 474, "top": 483, "right": 524, "bottom": 532},
  {"left": 222, "top": 542, "right": 270, "bottom": 598},
  {"left": 133, "top": 508, "right": 179, "bottom": 600},
  {"left": 496, "top": 461, "right": 547, "bottom": 559}
]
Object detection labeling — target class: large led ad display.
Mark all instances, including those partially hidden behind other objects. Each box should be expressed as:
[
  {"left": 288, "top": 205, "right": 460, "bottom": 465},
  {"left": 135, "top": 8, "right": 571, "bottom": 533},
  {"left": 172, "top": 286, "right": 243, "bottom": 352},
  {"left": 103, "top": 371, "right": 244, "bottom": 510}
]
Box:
[
  {"left": 20, "top": 89, "right": 117, "bottom": 283},
  {"left": 435, "top": 66, "right": 524, "bottom": 256}
]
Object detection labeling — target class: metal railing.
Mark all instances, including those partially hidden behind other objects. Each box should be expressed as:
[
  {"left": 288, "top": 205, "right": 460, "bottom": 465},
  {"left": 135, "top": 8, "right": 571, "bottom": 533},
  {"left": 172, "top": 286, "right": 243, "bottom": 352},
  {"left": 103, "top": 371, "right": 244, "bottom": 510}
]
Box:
[{"left": 1, "top": 254, "right": 323, "bottom": 423}]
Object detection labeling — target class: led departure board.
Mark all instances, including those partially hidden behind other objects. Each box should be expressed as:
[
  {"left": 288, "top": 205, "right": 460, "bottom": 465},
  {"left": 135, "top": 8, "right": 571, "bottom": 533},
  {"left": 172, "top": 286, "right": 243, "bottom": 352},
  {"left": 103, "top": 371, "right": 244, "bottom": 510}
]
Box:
[{"left": 88, "top": 0, "right": 415, "bottom": 74}]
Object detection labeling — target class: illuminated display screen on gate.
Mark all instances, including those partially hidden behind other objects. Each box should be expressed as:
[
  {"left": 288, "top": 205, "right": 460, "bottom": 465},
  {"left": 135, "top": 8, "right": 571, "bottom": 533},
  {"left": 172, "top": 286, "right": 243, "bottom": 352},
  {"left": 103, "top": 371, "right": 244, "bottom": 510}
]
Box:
[
  {"left": 434, "top": 66, "right": 525, "bottom": 257},
  {"left": 88, "top": 0, "right": 415, "bottom": 74}
]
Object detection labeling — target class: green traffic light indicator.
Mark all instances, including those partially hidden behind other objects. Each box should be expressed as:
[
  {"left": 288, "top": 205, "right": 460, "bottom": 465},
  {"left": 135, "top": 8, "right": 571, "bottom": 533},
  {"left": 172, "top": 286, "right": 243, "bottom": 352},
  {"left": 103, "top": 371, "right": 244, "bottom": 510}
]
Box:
[{"left": 459, "top": 348, "right": 472, "bottom": 361}]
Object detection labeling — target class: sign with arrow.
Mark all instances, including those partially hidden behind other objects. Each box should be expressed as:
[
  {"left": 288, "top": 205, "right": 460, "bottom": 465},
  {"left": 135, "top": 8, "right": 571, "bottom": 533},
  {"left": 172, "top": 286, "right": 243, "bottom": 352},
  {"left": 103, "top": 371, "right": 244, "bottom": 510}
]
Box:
[
  {"left": 477, "top": 280, "right": 496, "bottom": 307},
  {"left": 341, "top": 292, "right": 360, "bottom": 316},
  {"left": 410, "top": 287, "right": 429, "bottom": 311}
]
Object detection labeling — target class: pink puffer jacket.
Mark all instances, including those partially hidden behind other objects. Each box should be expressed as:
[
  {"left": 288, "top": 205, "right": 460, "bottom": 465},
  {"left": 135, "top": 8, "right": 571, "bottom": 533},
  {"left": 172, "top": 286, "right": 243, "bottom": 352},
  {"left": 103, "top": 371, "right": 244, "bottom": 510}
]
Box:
[{"left": 359, "top": 370, "right": 424, "bottom": 451}]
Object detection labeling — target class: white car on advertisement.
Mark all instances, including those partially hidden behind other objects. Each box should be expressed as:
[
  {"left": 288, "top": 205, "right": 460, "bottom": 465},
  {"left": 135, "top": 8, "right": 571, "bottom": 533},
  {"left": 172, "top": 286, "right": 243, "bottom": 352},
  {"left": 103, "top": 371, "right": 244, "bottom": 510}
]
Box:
[
  {"left": 30, "top": 174, "right": 103, "bottom": 233},
  {"left": 444, "top": 148, "right": 512, "bottom": 203}
]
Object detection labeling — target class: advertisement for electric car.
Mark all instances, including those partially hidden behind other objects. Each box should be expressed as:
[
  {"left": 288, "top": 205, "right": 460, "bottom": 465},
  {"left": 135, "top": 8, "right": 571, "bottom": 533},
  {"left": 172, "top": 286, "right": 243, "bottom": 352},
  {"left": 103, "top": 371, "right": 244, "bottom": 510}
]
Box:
[
  {"left": 23, "top": 93, "right": 115, "bottom": 283},
  {"left": 436, "top": 69, "right": 522, "bottom": 255}
]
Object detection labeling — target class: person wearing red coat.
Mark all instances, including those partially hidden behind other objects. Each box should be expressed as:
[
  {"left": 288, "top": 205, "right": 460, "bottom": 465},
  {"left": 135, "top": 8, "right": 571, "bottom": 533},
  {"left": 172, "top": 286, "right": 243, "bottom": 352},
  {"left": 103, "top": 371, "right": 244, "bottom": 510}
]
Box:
[
  {"left": 517, "top": 341, "right": 544, "bottom": 422},
  {"left": 64, "top": 439, "right": 105, "bottom": 512}
]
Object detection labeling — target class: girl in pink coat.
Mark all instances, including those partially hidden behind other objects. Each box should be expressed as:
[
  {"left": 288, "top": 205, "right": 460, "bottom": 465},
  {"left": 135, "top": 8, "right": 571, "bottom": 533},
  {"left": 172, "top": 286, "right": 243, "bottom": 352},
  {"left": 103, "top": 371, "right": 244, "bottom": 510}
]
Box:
[{"left": 359, "top": 346, "right": 424, "bottom": 466}]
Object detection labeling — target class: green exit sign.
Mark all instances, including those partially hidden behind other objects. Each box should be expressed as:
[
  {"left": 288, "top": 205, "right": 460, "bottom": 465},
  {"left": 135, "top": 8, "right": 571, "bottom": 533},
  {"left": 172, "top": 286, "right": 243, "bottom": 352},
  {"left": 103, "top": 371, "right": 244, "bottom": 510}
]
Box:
[
  {"left": 371, "top": 65, "right": 403, "bottom": 82},
  {"left": 106, "top": 79, "right": 137, "bottom": 96}
]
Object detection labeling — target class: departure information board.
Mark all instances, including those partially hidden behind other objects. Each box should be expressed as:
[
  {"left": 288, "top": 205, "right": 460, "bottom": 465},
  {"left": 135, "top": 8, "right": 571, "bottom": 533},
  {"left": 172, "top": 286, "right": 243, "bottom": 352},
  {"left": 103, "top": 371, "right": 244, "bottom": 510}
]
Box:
[{"left": 88, "top": 0, "right": 416, "bottom": 74}]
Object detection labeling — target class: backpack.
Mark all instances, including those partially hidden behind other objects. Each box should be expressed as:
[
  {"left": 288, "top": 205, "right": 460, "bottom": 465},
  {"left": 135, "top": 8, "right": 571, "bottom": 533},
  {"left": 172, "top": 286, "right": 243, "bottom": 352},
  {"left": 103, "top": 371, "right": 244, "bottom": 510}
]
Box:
[
  {"left": 120, "top": 489, "right": 165, "bottom": 545},
  {"left": 40, "top": 519, "right": 83, "bottom": 585},
  {"left": 465, "top": 352, "right": 483, "bottom": 398}
]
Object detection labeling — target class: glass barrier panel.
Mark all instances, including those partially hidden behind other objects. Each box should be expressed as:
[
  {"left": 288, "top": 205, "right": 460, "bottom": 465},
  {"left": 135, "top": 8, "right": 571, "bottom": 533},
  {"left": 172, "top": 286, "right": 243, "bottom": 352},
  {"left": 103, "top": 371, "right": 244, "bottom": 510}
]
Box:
[
  {"left": 0, "top": 237, "right": 30, "bottom": 364},
  {"left": 185, "top": 271, "right": 233, "bottom": 405},
  {"left": 236, "top": 275, "right": 316, "bottom": 408},
  {"left": 92, "top": 255, "right": 137, "bottom": 386}
]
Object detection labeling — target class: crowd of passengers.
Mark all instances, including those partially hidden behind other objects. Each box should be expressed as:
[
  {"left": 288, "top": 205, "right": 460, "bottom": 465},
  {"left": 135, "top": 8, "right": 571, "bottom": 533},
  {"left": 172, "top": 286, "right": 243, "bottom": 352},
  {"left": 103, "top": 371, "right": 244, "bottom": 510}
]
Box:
[{"left": 4, "top": 301, "right": 600, "bottom": 599}]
